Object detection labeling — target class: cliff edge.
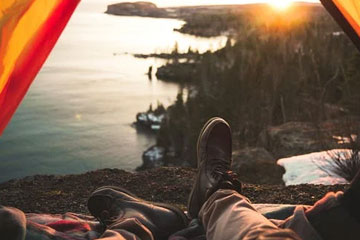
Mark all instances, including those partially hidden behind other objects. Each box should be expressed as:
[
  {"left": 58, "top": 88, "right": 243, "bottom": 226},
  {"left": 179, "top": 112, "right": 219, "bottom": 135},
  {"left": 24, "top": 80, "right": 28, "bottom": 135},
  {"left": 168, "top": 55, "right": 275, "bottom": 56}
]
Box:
[{"left": 0, "top": 167, "right": 347, "bottom": 214}]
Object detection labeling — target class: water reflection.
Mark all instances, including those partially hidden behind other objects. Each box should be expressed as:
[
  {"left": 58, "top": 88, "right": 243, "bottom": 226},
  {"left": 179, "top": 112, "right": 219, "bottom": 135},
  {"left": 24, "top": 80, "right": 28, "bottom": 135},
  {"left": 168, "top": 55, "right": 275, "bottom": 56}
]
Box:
[{"left": 0, "top": 7, "right": 227, "bottom": 182}]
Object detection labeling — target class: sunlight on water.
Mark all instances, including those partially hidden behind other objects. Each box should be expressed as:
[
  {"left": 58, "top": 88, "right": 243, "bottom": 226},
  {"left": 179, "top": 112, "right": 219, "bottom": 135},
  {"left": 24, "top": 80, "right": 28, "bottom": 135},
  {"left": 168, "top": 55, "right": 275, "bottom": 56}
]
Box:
[{"left": 0, "top": 5, "right": 227, "bottom": 182}]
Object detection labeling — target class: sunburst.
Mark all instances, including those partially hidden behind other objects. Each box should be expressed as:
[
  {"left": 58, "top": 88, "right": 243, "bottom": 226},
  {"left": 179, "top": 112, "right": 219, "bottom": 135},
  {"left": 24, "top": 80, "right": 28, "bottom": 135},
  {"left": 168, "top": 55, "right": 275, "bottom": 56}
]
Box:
[{"left": 268, "top": 0, "right": 293, "bottom": 11}]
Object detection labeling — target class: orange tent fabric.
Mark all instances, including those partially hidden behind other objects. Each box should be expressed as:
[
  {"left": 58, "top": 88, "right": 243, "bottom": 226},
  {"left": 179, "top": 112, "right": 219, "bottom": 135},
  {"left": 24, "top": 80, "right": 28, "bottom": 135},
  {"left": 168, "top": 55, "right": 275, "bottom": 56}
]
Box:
[
  {"left": 0, "top": 0, "right": 80, "bottom": 135},
  {"left": 321, "top": 0, "right": 360, "bottom": 51}
]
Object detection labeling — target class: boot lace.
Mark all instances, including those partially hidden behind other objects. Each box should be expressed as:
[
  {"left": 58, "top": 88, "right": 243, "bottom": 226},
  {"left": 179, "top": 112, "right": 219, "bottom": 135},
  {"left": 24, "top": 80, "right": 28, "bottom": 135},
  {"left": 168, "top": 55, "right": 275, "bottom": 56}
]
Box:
[{"left": 208, "top": 158, "right": 242, "bottom": 195}]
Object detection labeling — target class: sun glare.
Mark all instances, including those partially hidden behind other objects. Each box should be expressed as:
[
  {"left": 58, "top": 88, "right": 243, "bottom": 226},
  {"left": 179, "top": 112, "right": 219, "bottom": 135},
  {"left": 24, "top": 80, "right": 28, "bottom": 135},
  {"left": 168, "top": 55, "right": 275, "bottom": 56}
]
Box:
[{"left": 268, "top": 0, "right": 293, "bottom": 11}]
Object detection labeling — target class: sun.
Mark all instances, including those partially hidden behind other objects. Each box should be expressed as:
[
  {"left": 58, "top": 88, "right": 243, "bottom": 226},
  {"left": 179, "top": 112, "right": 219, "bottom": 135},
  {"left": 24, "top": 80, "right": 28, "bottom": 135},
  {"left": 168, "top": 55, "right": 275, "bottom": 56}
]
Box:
[{"left": 267, "top": 0, "right": 293, "bottom": 11}]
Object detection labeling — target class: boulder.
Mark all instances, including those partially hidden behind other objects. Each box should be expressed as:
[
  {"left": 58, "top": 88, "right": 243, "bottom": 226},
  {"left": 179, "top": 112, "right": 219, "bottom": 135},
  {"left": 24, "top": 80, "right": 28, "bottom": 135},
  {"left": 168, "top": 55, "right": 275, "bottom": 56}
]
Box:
[
  {"left": 136, "top": 112, "right": 165, "bottom": 131},
  {"left": 137, "top": 145, "right": 165, "bottom": 170},
  {"left": 232, "top": 147, "right": 285, "bottom": 185},
  {"left": 257, "top": 120, "right": 360, "bottom": 159},
  {"left": 258, "top": 122, "right": 323, "bottom": 159},
  {"left": 232, "top": 147, "right": 275, "bottom": 166}
]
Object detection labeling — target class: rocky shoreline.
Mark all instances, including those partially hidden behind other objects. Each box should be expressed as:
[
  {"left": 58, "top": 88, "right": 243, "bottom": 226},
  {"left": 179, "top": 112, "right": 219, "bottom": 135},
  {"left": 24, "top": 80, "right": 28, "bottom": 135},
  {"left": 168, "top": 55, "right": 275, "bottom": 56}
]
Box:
[
  {"left": 105, "top": 2, "right": 246, "bottom": 37},
  {"left": 0, "top": 167, "right": 347, "bottom": 214},
  {"left": 106, "top": 2, "right": 323, "bottom": 37},
  {"left": 120, "top": 2, "right": 359, "bottom": 192}
]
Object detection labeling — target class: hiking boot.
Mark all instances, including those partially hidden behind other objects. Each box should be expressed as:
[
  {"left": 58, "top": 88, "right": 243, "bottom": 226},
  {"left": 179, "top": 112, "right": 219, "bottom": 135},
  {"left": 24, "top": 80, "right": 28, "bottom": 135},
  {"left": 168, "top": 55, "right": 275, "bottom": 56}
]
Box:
[
  {"left": 187, "top": 117, "right": 241, "bottom": 219},
  {"left": 307, "top": 169, "right": 360, "bottom": 240},
  {"left": 88, "top": 186, "right": 189, "bottom": 240},
  {"left": 0, "top": 206, "right": 26, "bottom": 240}
]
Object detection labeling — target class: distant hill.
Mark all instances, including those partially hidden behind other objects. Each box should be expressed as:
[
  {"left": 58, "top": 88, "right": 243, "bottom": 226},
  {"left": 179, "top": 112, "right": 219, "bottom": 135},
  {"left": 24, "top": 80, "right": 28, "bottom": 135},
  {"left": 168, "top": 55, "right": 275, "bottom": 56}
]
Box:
[
  {"left": 106, "top": 1, "right": 168, "bottom": 18},
  {"left": 106, "top": 2, "right": 324, "bottom": 19},
  {"left": 106, "top": 2, "right": 325, "bottom": 37}
]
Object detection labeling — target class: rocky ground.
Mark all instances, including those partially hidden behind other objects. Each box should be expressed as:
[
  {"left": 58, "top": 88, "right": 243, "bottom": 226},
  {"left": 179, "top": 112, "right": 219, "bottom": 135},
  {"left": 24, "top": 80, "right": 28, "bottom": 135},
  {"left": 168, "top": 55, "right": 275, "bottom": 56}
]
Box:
[{"left": 0, "top": 167, "right": 347, "bottom": 215}]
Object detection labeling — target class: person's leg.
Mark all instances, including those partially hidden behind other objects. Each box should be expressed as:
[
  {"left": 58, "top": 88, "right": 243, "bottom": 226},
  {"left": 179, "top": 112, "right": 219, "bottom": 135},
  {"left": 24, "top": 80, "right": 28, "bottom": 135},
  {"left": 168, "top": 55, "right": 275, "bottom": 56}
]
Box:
[
  {"left": 200, "top": 170, "right": 360, "bottom": 240},
  {"left": 98, "top": 218, "right": 154, "bottom": 240},
  {"left": 200, "top": 189, "right": 303, "bottom": 240},
  {"left": 188, "top": 117, "right": 301, "bottom": 240},
  {"left": 272, "top": 204, "right": 321, "bottom": 240},
  {"left": 98, "top": 230, "right": 139, "bottom": 240}
]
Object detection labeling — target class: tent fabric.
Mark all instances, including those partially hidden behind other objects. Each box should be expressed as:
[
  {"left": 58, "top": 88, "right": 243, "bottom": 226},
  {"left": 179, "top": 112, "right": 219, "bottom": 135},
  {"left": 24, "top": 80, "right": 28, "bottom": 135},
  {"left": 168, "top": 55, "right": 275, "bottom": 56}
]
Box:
[
  {"left": 333, "top": 0, "right": 360, "bottom": 36},
  {"left": 321, "top": 0, "right": 360, "bottom": 51},
  {"left": 0, "top": 0, "right": 80, "bottom": 135}
]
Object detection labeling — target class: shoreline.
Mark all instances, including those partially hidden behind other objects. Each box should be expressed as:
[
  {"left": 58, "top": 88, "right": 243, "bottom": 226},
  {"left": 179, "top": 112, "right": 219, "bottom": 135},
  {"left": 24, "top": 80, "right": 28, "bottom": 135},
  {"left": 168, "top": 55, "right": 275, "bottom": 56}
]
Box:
[
  {"left": 0, "top": 167, "right": 347, "bottom": 214},
  {"left": 105, "top": 2, "right": 323, "bottom": 37}
]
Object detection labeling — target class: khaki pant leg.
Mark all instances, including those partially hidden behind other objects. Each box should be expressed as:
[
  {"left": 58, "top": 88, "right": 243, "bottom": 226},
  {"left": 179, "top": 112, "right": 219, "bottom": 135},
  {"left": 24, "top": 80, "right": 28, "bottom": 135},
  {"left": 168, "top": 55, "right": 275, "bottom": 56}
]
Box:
[
  {"left": 99, "top": 229, "right": 139, "bottom": 240},
  {"left": 278, "top": 205, "right": 322, "bottom": 240},
  {"left": 199, "top": 189, "right": 301, "bottom": 240},
  {"left": 98, "top": 218, "right": 154, "bottom": 240}
]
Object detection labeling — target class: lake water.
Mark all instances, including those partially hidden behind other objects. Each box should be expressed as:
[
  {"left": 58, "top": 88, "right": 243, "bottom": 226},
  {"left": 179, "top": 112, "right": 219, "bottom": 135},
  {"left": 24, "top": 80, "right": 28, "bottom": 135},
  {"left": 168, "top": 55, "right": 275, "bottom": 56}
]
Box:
[{"left": 0, "top": 2, "right": 227, "bottom": 182}]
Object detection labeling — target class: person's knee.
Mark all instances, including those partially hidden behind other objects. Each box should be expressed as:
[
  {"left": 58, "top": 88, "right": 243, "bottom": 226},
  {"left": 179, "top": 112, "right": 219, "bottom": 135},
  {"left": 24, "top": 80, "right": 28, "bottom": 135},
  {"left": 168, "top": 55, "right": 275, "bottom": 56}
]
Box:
[{"left": 0, "top": 206, "right": 26, "bottom": 240}]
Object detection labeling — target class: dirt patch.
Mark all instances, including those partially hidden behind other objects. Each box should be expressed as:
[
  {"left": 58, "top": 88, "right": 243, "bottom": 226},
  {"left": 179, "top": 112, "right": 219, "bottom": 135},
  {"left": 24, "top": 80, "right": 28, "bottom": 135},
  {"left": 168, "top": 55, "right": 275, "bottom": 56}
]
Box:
[{"left": 0, "top": 167, "right": 347, "bottom": 214}]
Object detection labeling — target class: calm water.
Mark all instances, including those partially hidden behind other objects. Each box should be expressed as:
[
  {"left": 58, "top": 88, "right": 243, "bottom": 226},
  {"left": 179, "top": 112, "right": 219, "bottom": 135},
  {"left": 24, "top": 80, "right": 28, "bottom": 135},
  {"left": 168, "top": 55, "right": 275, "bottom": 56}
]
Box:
[{"left": 0, "top": 3, "right": 226, "bottom": 182}]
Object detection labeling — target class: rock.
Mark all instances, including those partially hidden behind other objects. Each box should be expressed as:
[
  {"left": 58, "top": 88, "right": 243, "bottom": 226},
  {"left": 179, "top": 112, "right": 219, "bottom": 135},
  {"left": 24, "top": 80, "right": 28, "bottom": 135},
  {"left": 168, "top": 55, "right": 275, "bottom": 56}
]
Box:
[
  {"left": 258, "top": 119, "right": 360, "bottom": 159},
  {"left": 258, "top": 122, "right": 322, "bottom": 159},
  {"left": 302, "top": 98, "right": 349, "bottom": 119},
  {"left": 232, "top": 147, "right": 285, "bottom": 185},
  {"left": 138, "top": 146, "right": 166, "bottom": 170},
  {"left": 232, "top": 147, "right": 275, "bottom": 166},
  {"left": 106, "top": 2, "right": 168, "bottom": 18},
  {"left": 136, "top": 112, "right": 165, "bottom": 131}
]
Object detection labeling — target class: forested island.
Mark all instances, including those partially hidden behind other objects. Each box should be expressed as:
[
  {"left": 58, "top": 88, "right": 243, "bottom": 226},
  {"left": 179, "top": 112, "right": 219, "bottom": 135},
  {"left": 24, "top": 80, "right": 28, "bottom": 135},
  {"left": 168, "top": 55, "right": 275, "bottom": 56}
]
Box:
[{"left": 106, "top": 2, "right": 169, "bottom": 18}]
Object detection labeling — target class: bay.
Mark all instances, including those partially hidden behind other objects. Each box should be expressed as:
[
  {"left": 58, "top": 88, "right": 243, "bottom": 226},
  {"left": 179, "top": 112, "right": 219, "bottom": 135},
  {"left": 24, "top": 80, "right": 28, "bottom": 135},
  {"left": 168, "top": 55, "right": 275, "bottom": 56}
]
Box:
[{"left": 0, "top": 2, "right": 227, "bottom": 182}]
